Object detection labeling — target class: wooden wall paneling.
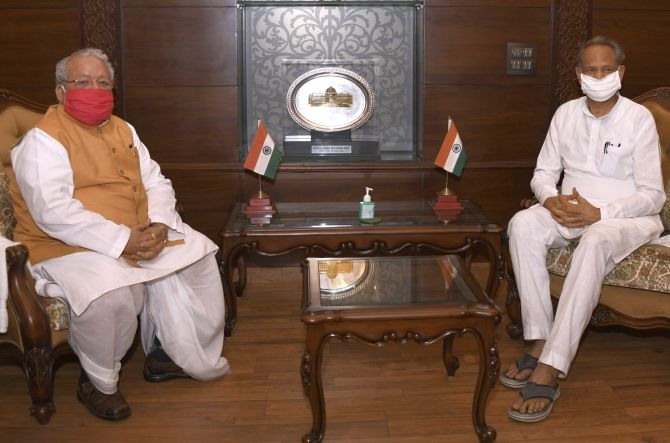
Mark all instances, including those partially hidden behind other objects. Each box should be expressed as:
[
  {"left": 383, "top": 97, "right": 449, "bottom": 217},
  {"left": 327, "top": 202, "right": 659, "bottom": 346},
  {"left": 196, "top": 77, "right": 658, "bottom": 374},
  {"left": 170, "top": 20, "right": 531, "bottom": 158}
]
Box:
[
  {"left": 124, "top": 86, "right": 239, "bottom": 163},
  {"left": 423, "top": 85, "right": 552, "bottom": 163},
  {"left": 592, "top": 0, "right": 670, "bottom": 9},
  {"left": 424, "top": 166, "right": 534, "bottom": 226},
  {"left": 0, "top": 7, "right": 80, "bottom": 104},
  {"left": 0, "top": 0, "right": 79, "bottom": 8},
  {"left": 165, "top": 170, "right": 243, "bottom": 242},
  {"left": 424, "top": 5, "right": 552, "bottom": 85},
  {"left": 592, "top": 7, "right": 670, "bottom": 97},
  {"left": 425, "top": 0, "right": 549, "bottom": 7},
  {"left": 124, "top": 0, "right": 236, "bottom": 6},
  {"left": 250, "top": 169, "right": 428, "bottom": 206},
  {"left": 123, "top": 6, "right": 237, "bottom": 86}
]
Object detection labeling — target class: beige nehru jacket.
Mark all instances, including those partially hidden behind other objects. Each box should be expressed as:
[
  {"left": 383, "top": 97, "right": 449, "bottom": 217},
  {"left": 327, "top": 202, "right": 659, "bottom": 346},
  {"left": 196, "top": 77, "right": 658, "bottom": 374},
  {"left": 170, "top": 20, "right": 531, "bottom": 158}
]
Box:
[{"left": 9, "top": 105, "right": 149, "bottom": 264}]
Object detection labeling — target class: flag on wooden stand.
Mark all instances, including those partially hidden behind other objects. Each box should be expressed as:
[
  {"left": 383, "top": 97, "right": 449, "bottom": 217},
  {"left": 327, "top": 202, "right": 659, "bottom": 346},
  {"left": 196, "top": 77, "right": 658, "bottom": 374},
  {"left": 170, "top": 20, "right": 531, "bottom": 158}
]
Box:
[
  {"left": 434, "top": 118, "right": 467, "bottom": 176},
  {"left": 244, "top": 120, "right": 281, "bottom": 179}
]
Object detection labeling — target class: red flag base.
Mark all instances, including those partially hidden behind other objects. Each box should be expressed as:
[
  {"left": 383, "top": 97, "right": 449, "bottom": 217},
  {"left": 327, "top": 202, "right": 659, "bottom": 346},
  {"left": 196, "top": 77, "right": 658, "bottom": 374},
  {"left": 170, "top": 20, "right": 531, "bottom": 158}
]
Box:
[
  {"left": 244, "top": 194, "right": 276, "bottom": 225},
  {"left": 432, "top": 191, "right": 463, "bottom": 224}
]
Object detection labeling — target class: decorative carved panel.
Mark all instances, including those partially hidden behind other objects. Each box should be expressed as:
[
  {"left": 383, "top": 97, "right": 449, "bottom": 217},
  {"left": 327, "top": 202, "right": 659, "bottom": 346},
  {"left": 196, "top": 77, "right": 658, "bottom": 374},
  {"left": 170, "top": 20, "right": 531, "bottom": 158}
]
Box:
[
  {"left": 551, "top": 0, "right": 592, "bottom": 109},
  {"left": 81, "top": 0, "right": 123, "bottom": 114}
]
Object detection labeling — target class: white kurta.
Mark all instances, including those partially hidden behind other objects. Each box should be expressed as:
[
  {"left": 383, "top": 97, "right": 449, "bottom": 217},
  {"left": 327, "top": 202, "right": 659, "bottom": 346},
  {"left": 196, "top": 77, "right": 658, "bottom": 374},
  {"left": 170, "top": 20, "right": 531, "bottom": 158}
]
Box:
[
  {"left": 11, "top": 122, "right": 229, "bottom": 391},
  {"left": 12, "top": 124, "right": 216, "bottom": 312},
  {"left": 509, "top": 94, "right": 666, "bottom": 375}
]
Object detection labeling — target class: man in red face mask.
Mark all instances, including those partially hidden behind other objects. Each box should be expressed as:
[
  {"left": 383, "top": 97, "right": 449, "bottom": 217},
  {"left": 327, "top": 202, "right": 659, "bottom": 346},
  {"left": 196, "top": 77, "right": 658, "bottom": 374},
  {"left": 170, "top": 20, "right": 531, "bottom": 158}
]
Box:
[{"left": 9, "top": 48, "right": 230, "bottom": 420}]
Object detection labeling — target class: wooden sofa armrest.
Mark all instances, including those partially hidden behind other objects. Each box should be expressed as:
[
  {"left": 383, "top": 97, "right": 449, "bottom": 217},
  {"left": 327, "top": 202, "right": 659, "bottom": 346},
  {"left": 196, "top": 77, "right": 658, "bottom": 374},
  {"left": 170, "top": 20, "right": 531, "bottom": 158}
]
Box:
[{"left": 6, "top": 243, "right": 51, "bottom": 348}]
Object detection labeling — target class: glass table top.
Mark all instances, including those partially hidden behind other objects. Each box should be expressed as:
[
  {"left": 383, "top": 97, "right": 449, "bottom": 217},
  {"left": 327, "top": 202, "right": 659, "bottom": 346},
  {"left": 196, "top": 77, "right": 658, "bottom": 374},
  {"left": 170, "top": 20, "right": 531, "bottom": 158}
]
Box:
[
  {"left": 305, "top": 255, "right": 489, "bottom": 312},
  {"left": 226, "top": 200, "right": 499, "bottom": 232}
]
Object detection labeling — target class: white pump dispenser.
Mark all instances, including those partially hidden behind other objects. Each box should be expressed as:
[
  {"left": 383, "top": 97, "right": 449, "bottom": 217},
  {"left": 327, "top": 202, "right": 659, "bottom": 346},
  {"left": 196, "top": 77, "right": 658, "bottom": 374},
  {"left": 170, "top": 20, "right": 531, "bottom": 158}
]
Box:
[
  {"left": 359, "top": 187, "right": 375, "bottom": 220},
  {"left": 363, "top": 187, "right": 373, "bottom": 202}
]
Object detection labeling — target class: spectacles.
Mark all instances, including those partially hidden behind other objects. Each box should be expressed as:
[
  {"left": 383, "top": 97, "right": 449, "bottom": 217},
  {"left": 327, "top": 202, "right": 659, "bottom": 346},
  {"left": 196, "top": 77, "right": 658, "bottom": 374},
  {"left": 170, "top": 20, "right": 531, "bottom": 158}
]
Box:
[
  {"left": 62, "top": 79, "right": 113, "bottom": 90},
  {"left": 580, "top": 66, "right": 619, "bottom": 77}
]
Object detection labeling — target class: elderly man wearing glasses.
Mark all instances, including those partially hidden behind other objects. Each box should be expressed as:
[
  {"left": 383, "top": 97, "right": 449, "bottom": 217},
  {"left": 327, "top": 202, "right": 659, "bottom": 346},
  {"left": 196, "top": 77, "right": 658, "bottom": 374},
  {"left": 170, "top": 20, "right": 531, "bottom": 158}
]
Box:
[{"left": 9, "top": 48, "right": 230, "bottom": 420}]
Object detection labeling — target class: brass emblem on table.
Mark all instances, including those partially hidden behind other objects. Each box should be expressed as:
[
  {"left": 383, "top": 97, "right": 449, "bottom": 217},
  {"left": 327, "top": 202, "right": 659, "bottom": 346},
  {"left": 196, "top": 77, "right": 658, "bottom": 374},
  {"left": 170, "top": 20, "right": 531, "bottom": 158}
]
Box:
[{"left": 309, "top": 87, "right": 353, "bottom": 108}]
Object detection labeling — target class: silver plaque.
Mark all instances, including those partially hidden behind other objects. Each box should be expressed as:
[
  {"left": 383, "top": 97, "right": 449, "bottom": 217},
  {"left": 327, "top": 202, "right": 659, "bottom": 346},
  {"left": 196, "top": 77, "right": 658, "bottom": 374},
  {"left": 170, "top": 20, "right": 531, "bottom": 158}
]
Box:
[
  {"left": 318, "top": 259, "right": 374, "bottom": 300},
  {"left": 286, "top": 67, "right": 375, "bottom": 133}
]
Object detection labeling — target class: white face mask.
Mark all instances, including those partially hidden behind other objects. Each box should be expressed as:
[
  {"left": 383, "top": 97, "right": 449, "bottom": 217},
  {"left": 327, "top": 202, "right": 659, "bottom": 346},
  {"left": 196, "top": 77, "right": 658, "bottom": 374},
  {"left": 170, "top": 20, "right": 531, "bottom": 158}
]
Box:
[{"left": 580, "top": 69, "right": 621, "bottom": 102}]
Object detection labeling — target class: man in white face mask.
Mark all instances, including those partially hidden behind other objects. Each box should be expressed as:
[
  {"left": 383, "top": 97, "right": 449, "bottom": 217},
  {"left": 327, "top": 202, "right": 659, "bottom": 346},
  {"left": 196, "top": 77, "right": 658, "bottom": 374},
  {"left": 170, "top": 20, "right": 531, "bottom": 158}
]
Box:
[{"left": 501, "top": 36, "right": 665, "bottom": 422}]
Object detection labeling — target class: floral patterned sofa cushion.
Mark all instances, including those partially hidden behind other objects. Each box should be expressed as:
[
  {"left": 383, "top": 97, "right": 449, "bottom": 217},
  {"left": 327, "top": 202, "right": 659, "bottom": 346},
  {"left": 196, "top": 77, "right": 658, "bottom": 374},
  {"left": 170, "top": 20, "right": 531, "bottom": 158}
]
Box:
[
  {"left": 0, "top": 170, "right": 69, "bottom": 331},
  {"left": 0, "top": 170, "right": 15, "bottom": 239},
  {"left": 546, "top": 241, "right": 670, "bottom": 293}
]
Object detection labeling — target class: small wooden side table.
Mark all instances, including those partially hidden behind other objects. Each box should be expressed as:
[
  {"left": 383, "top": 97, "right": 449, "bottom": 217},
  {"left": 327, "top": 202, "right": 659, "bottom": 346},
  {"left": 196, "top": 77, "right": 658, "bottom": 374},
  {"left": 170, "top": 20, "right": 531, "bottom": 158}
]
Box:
[{"left": 300, "top": 255, "right": 501, "bottom": 443}]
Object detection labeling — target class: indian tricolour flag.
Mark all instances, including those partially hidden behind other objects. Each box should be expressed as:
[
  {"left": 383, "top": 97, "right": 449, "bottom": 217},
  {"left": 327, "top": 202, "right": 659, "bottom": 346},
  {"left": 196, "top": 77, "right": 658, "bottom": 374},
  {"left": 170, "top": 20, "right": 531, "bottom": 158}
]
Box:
[
  {"left": 434, "top": 118, "right": 467, "bottom": 176},
  {"left": 243, "top": 120, "right": 281, "bottom": 179}
]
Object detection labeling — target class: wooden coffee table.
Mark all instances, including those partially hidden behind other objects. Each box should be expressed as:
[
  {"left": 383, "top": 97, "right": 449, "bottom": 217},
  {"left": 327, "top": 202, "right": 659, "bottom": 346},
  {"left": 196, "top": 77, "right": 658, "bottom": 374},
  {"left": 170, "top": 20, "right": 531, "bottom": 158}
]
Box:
[
  {"left": 300, "top": 255, "right": 501, "bottom": 442},
  {"left": 220, "top": 200, "right": 504, "bottom": 336}
]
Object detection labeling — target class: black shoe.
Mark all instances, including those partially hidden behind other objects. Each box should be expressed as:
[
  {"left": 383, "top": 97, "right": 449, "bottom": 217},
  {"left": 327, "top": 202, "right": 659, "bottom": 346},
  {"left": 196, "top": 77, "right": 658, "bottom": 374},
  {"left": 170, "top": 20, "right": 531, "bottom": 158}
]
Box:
[
  {"left": 143, "top": 342, "right": 190, "bottom": 383},
  {"left": 77, "top": 370, "right": 131, "bottom": 420}
]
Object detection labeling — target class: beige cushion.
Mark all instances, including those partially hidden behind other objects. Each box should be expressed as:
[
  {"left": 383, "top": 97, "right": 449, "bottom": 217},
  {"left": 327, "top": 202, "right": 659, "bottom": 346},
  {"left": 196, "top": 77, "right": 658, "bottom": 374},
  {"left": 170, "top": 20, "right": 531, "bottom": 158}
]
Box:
[
  {"left": 547, "top": 242, "right": 670, "bottom": 293},
  {"left": 549, "top": 273, "right": 670, "bottom": 319},
  {"left": 0, "top": 105, "right": 44, "bottom": 169},
  {"left": 0, "top": 102, "right": 69, "bottom": 331}
]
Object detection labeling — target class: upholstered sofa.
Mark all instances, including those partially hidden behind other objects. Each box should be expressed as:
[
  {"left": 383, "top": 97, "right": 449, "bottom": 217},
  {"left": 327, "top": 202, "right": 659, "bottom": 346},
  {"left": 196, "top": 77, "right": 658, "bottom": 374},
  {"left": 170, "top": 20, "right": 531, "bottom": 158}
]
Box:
[
  {"left": 0, "top": 89, "right": 72, "bottom": 424},
  {"left": 506, "top": 87, "right": 670, "bottom": 338}
]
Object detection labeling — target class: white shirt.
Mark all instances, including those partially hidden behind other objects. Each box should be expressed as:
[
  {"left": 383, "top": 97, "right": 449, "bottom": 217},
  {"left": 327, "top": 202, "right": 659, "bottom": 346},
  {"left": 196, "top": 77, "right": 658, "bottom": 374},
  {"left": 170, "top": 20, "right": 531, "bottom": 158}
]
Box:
[
  {"left": 531, "top": 95, "right": 665, "bottom": 220},
  {"left": 11, "top": 123, "right": 217, "bottom": 315}
]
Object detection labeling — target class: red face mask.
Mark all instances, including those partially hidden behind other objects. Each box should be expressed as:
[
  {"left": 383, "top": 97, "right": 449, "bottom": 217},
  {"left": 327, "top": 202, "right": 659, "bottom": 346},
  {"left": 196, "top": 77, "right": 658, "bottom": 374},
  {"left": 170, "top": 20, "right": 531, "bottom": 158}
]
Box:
[{"left": 63, "top": 88, "right": 114, "bottom": 126}]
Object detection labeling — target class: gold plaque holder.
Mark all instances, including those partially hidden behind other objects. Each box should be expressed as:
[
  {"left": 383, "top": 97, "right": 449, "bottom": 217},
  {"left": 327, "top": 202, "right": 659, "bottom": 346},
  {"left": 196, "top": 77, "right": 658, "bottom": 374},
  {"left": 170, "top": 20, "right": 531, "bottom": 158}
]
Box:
[
  {"left": 433, "top": 174, "right": 463, "bottom": 224},
  {"left": 244, "top": 176, "right": 276, "bottom": 225}
]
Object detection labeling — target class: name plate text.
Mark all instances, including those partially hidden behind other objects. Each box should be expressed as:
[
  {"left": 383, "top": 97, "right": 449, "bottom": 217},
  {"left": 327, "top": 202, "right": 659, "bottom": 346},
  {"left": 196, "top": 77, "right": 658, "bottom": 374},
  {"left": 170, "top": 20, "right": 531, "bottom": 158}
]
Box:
[{"left": 311, "top": 145, "right": 353, "bottom": 154}]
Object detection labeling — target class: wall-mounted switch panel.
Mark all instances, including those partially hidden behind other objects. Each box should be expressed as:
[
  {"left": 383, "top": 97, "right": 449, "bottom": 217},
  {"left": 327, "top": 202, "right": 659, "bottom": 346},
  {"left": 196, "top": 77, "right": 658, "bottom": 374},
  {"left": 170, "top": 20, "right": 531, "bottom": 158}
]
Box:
[{"left": 507, "top": 42, "right": 537, "bottom": 75}]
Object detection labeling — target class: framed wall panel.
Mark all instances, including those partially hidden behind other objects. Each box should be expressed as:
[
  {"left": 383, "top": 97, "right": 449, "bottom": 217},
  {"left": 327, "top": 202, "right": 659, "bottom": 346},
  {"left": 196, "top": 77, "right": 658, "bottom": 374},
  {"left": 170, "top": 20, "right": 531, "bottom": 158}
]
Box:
[{"left": 125, "top": 86, "right": 239, "bottom": 164}]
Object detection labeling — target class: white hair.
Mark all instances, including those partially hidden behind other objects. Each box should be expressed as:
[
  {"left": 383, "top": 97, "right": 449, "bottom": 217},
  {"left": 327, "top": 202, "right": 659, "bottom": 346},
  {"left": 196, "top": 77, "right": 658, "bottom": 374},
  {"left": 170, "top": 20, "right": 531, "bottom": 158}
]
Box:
[{"left": 55, "top": 48, "right": 115, "bottom": 85}]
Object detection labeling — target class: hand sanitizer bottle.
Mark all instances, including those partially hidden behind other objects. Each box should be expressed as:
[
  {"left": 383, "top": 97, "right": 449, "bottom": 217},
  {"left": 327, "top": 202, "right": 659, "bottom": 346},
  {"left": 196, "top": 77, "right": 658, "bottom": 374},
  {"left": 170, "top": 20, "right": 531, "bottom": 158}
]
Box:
[{"left": 359, "top": 187, "right": 375, "bottom": 221}]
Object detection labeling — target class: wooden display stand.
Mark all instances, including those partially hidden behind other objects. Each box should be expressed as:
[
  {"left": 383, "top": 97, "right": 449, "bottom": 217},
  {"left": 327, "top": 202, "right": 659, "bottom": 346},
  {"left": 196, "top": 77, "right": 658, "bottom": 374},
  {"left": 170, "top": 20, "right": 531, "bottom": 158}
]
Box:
[
  {"left": 432, "top": 189, "right": 463, "bottom": 223},
  {"left": 244, "top": 193, "right": 276, "bottom": 225}
]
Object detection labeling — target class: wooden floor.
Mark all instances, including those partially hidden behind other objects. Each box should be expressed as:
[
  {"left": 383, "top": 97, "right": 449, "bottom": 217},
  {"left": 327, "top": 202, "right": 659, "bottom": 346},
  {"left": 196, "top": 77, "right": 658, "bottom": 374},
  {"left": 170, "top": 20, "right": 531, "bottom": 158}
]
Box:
[{"left": 1, "top": 266, "right": 669, "bottom": 443}]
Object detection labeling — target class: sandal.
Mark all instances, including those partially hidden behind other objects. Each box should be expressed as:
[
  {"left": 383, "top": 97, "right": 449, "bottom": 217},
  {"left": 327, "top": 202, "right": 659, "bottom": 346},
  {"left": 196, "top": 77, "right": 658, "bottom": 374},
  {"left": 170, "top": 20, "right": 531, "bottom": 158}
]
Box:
[
  {"left": 508, "top": 381, "right": 560, "bottom": 423},
  {"left": 77, "top": 371, "right": 131, "bottom": 420},
  {"left": 143, "top": 343, "right": 190, "bottom": 383},
  {"left": 499, "top": 353, "right": 538, "bottom": 388}
]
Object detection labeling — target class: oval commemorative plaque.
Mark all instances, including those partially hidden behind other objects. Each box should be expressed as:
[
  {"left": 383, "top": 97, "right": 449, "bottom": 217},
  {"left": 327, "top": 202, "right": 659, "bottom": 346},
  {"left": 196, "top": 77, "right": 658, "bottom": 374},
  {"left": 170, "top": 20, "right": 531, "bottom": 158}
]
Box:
[
  {"left": 318, "top": 259, "right": 374, "bottom": 300},
  {"left": 286, "top": 67, "right": 375, "bottom": 133}
]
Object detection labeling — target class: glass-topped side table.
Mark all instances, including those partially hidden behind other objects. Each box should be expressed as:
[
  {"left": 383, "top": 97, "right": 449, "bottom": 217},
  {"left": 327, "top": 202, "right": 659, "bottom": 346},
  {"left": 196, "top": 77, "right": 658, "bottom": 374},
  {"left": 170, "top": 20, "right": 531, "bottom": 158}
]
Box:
[{"left": 300, "top": 255, "right": 500, "bottom": 443}]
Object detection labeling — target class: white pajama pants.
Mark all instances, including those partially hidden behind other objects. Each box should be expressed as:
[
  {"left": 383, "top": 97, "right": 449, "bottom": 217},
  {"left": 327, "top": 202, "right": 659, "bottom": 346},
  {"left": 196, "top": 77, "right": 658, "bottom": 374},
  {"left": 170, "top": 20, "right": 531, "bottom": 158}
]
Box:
[
  {"left": 508, "top": 204, "right": 662, "bottom": 375},
  {"left": 67, "top": 252, "right": 230, "bottom": 394}
]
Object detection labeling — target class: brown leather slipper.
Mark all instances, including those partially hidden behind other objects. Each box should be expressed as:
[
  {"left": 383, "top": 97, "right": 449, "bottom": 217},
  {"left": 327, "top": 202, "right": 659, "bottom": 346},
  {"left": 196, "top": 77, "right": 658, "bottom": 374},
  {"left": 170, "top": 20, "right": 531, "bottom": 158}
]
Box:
[
  {"left": 77, "top": 372, "right": 131, "bottom": 420},
  {"left": 143, "top": 347, "right": 190, "bottom": 383}
]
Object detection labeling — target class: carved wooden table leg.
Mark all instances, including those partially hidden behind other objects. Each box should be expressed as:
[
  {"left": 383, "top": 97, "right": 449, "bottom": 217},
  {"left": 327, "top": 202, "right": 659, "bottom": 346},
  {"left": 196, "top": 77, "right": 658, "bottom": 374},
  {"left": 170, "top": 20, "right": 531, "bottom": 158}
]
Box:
[
  {"left": 221, "top": 258, "right": 236, "bottom": 337},
  {"left": 470, "top": 321, "right": 500, "bottom": 443},
  {"left": 224, "top": 244, "right": 251, "bottom": 336},
  {"left": 236, "top": 254, "right": 247, "bottom": 297},
  {"left": 505, "top": 264, "right": 524, "bottom": 339},
  {"left": 300, "top": 325, "right": 327, "bottom": 443},
  {"left": 442, "top": 333, "right": 459, "bottom": 377}
]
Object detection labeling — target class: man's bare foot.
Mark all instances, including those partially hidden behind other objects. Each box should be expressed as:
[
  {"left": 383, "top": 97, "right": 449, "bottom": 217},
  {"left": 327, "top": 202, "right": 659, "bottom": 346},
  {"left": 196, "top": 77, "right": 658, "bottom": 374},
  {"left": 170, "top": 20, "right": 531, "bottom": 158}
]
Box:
[
  {"left": 503, "top": 340, "right": 545, "bottom": 383},
  {"left": 511, "top": 363, "right": 560, "bottom": 414}
]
